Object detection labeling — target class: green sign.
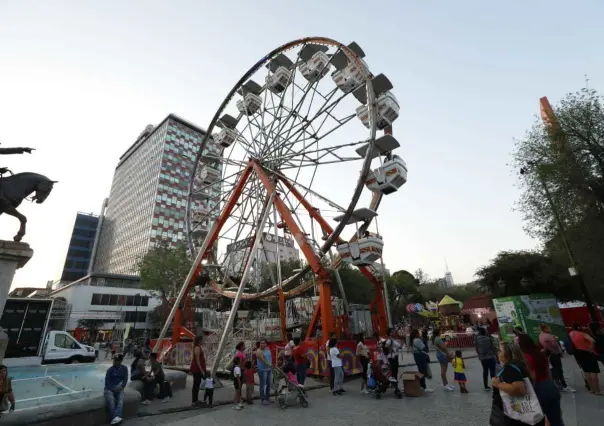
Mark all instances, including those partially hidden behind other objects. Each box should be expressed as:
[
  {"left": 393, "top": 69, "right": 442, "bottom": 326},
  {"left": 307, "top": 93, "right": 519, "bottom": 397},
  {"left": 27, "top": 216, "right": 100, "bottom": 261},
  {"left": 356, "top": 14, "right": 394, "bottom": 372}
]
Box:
[{"left": 493, "top": 294, "right": 567, "bottom": 343}]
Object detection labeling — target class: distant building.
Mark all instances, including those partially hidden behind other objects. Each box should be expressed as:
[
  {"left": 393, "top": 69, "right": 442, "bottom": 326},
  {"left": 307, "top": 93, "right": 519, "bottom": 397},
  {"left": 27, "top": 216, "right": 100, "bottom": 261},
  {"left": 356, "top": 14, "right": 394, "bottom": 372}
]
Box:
[
  {"left": 444, "top": 271, "right": 454, "bottom": 288},
  {"left": 225, "top": 232, "right": 299, "bottom": 279},
  {"left": 93, "top": 114, "right": 222, "bottom": 276},
  {"left": 60, "top": 212, "right": 99, "bottom": 282}
]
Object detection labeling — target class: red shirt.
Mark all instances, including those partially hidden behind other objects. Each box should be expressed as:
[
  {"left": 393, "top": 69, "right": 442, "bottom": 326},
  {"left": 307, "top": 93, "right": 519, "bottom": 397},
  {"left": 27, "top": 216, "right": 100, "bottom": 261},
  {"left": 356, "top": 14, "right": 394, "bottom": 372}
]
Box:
[
  {"left": 293, "top": 345, "right": 307, "bottom": 365},
  {"left": 524, "top": 353, "right": 549, "bottom": 382},
  {"left": 243, "top": 368, "right": 255, "bottom": 385},
  {"left": 189, "top": 345, "right": 206, "bottom": 373}
]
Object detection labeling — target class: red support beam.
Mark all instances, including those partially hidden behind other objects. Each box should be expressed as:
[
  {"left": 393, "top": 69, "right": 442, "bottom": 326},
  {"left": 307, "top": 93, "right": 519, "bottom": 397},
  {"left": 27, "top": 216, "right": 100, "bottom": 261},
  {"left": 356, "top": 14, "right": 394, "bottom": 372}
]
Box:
[{"left": 251, "top": 161, "right": 334, "bottom": 341}]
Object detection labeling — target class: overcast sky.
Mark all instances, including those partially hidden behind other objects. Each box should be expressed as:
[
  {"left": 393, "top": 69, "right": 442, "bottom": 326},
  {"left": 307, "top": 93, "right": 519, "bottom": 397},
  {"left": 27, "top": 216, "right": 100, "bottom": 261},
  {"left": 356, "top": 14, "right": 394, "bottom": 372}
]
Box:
[{"left": 2, "top": 0, "right": 603, "bottom": 290}]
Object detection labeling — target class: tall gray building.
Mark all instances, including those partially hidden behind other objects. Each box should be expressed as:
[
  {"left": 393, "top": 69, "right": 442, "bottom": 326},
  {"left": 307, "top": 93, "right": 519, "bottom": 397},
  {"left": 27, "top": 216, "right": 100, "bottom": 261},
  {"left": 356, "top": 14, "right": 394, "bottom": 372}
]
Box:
[{"left": 93, "top": 114, "right": 221, "bottom": 275}]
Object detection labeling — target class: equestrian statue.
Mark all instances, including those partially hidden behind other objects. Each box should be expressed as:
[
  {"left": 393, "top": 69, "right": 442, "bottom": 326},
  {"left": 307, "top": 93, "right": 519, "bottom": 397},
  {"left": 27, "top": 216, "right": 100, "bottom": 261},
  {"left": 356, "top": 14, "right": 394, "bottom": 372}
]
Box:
[{"left": 0, "top": 144, "right": 56, "bottom": 242}]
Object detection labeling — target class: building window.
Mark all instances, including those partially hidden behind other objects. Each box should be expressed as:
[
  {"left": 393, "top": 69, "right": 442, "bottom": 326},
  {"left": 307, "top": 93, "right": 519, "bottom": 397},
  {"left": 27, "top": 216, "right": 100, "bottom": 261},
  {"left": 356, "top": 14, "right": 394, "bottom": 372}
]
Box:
[
  {"left": 91, "top": 294, "right": 103, "bottom": 305},
  {"left": 124, "top": 311, "right": 147, "bottom": 323}
]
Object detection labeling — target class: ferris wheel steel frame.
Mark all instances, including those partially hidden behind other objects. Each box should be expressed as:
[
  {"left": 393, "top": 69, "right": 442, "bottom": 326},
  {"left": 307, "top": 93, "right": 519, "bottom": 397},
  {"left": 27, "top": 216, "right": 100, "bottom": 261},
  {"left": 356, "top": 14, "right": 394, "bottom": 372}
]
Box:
[{"left": 154, "top": 37, "right": 396, "bottom": 359}]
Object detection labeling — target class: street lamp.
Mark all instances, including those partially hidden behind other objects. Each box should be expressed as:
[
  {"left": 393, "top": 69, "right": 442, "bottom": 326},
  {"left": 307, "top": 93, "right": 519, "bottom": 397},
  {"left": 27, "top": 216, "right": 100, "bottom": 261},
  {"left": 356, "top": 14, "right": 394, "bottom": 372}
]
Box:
[
  {"left": 520, "top": 162, "right": 599, "bottom": 322},
  {"left": 520, "top": 277, "right": 531, "bottom": 289},
  {"left": 497, "top": 278, "right": 506, "bottom": 295},
  {"left": 132, "top": 293, "right": 141, "bottom": 337}
]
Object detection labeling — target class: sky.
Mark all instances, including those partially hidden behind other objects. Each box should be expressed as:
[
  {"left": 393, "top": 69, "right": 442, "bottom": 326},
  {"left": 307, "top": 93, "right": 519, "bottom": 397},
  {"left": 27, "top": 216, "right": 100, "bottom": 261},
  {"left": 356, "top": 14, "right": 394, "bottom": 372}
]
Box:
[{"left": 1, "top": 0, "right": 603, "bottom": 290}]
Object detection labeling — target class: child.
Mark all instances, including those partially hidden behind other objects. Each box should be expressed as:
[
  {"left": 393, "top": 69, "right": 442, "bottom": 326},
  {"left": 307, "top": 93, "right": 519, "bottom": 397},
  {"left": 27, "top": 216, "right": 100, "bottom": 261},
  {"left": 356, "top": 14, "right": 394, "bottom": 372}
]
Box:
[
  {"left": 452, "top": 350, "right": 468, "bottom": 393},
  {"left": 203, "top": 371, "right": 214, "bottom": 407},
  {"left": 232, "top": 357, "right": 243, "bottom": 410},
  {"left": 243, "top": 361, "right": 255, "bottom": 405}
]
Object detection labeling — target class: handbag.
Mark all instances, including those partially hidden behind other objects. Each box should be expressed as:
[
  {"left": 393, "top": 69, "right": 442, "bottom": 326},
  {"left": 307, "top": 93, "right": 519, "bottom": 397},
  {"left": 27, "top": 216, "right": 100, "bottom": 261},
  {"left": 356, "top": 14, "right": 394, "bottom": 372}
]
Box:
[
  {"left": 499, "top": 365, "right": 545, "bottom": 425},
  {"left": 0, "top": 394, "right": 10, "bottom": 412}
]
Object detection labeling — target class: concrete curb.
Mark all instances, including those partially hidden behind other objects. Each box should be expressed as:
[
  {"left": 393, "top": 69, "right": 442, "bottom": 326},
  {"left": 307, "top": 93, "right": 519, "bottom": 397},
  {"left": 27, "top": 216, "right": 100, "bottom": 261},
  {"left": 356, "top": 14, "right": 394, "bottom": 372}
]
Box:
[{"left": 137, "top": 382, "right": 328, "bottom": 417}]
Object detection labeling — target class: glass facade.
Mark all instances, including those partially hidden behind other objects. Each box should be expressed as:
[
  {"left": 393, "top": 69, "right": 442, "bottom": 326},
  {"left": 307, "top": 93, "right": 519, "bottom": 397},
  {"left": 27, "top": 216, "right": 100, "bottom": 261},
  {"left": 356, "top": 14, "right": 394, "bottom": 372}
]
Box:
[
  {"left": 60, "top": 213, "right": 99, "bottom": 282},
  {"left": 93, "top": 114, "right": 221, "bottom": 275}
]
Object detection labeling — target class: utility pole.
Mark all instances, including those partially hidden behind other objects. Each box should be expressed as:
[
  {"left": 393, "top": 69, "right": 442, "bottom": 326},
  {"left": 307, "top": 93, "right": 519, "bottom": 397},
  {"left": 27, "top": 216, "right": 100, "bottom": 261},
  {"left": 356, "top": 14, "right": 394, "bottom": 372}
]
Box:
[{"left": 522, "top": 164, "right": 599, "bottom": 323}]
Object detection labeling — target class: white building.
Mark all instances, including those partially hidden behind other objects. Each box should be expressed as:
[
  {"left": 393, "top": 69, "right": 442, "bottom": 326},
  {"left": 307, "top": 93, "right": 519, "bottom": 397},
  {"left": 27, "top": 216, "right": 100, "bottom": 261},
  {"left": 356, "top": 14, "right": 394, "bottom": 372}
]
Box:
[
  {"left": 49, "top": 273, "right": 160, "bottom": 332},
  {"left": 444, "top": 271, "right": 454, "bottom": 288},
  {"left": 224, "top": 232, "right": 299, "bottom": 278}
]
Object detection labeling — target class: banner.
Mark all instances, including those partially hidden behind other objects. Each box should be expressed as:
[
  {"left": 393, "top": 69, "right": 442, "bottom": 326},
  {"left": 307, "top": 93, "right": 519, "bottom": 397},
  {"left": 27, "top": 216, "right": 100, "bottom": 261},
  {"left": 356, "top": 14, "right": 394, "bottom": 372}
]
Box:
[{"left": 493, "top": 294, "right": 567, "bottom": 343}]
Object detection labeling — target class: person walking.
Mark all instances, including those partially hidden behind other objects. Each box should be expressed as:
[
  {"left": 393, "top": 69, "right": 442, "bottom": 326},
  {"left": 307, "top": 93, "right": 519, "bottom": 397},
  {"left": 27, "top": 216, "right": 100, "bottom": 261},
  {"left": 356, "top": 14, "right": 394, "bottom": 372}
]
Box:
[
  {"left": 491, "top": 342, "right": 545, "bottom": 426},
  {"left": 293, "top": 338, "right": 309, "bottom": 386},
  {"left": 325, "top": 332, "right": 336, "bottom": 392},
  {"left": 104, "top": 354, "right": 128, "bottom": 425},
  {"left": 476, "top": 327, "right": 498, "bottom": 391},
  {"left": 433, "top": 328, "right": 455, "bottom": 391},
  {"left": 384, "top": 327, "right": 401, "bottom": 381},
  {"left": 588, "top": 322, "right": 604, "bottom": 368},
  {"left": 329, "top": 337, "right": 344, "bottom": 396},
  {"left": 410, "top": 329, "right": 433, "bottom": 393},
  {"left": 190, "top": 335, "right": 206, "bottom": 406},
  {"left": 256, "top": 338, "right": 273, "bottom": 405},
  {"left": 517, "top": 333, "right": 564, "bottom": 426},
  {"left": 356, "top": 334, "right": 370, "bottom": 393},
  {"left": 569, "top": 322, "right": 602, "bottom": 395},
  {"left": 539, "top": 324, "right": 574, "bottom": 393}
]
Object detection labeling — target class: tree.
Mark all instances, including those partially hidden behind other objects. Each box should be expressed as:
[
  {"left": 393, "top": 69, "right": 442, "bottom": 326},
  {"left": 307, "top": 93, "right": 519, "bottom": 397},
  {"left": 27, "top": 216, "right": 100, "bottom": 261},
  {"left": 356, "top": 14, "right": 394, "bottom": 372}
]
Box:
[
  {"left": 512, "top": 88, "right": 604, "bottom": 302},
  {"left": 474, "top": 250, "right": 578, "bottom": 301},
  {"left": 136, "top": 239, "right": 193, "bottom": 301}
]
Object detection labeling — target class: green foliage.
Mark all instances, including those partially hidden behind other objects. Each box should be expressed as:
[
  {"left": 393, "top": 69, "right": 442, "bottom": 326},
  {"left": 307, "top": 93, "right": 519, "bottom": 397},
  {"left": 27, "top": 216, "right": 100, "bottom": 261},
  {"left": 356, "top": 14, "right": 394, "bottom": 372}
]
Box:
[
  {"left": 512, "top": 87, "right": 604, "bottom": 303},
  {"left": 136, "top": 239, "right": 193, "bottom": 300},
  {"left": 474, "top": 250, "right": 579, "bottom": 301},
  {"left": 338, "top": 263, "right": 375, "bottom": 304}
]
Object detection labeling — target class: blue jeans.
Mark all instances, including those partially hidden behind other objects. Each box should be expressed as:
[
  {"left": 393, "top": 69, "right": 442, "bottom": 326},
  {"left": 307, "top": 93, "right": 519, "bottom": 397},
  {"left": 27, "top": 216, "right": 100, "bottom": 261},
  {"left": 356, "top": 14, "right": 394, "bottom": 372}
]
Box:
[
  {"left": 104, "top": 390, "right": 124, "bottom": 419},
  {"left": 296, "top": 363, "right": 308, "bottom": 386},
  {"left": 534, "top": 379, "right": 564, "bottom": 426},
  {"left": 413, "top": 352, "right": 428, "bottom": 389},
  {"left": 258, "top": 369, "right": 272, "bottom": 401}
]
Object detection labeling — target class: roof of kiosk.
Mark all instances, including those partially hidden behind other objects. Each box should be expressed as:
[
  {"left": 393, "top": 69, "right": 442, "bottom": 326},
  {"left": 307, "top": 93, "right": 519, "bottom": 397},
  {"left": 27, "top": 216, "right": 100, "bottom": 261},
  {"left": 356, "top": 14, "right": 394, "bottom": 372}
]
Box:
[
  {"left": 355, "top": 135, "right": 400, "bottom": 159},
  {"left": 438, "top": 295, "right": 460, "bottom": 306},
  {"left": 333, "top": 207, "right": 378, "bottom": 224}
]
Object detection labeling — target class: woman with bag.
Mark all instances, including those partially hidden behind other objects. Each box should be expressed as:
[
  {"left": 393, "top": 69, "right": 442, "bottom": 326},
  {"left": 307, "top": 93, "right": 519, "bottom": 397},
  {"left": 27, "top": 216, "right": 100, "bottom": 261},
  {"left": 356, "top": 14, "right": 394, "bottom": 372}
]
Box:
[
  {"left": 356, "top": 334, "right": 370, "bottom": 393},
  {"left": 410, "top": 329, "right": 434, "bottom": 393},
  {"left": 491, "top": 342, "right": 545, "bottom": 426},
  {"left": 517, "top": 333, "right": 564, "bottom": 426},
  {"left": 569, "top": 322, "right": 602, "bottom": 395}
]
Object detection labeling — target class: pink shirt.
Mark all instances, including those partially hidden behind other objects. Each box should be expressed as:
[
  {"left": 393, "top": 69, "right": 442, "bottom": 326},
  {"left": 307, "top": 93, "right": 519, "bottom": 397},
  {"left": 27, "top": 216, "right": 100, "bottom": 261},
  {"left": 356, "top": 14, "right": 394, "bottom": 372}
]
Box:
[
  {"left": 538, "top": 332, "right": 561, "bottom": 355},
  {"left": 235, "top": 350, "right": 247, "bottom": 365}
]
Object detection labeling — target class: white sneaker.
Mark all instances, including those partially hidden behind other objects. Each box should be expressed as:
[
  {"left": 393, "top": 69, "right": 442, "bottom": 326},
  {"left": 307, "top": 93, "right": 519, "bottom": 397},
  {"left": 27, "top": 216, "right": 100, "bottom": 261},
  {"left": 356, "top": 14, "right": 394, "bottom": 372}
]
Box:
[
  {"left": 142, "top": 400, "right": 151, "bottom": 405},
  {"left": 562, "top": 387, "right": 576, "bottom": 393},
  {"left": 115, "top": 417, "right": 122, "bottom": 424},
  {"left": 423, "top": 388, "right": 434, "bottom": 393},
  {"left": 110, "top": 417, "right": 121, "bottom": 425},
  {"left": 361, "top": 389, "right": 369, "bottom": 394},
  {"left": 444, "top": 385, "right": 454, "bottom": 391},
  {"left": 233, "top": 404, "right": 243, "bottom": 410},
  {"left": 162, "top": 397, "right": 170, "bottom": 403}
]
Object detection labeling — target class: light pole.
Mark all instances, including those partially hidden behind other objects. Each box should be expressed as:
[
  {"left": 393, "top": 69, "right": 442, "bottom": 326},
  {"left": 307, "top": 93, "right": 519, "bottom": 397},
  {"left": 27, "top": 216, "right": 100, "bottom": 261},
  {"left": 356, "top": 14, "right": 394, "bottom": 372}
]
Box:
[
  {"left": 133, "top": 293, "right": 141, "bottom": 338},
  {"left": 497, "top": 278, "right": 506, "bottom": 296},
  {"left": 520, "top": 163, "right": 599, "bottom": 323}
]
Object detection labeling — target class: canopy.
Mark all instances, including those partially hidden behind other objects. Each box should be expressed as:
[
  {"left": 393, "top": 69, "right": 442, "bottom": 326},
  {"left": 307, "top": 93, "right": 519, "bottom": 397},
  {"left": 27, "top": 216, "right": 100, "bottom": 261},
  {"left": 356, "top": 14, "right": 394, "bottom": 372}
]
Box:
[
  {"left": 438, "top": 295, "right": 459, "bottom": 306},
  {"left": 462, "top": 294, "right": 493, "bottom": 311}
]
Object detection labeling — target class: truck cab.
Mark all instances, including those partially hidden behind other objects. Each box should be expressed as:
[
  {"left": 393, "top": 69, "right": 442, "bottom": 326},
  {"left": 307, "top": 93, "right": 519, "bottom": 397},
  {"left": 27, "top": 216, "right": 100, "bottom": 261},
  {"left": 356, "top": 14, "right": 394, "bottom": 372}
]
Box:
[{"left": 41, "top": 330, "right": 96, "bottom": 364}]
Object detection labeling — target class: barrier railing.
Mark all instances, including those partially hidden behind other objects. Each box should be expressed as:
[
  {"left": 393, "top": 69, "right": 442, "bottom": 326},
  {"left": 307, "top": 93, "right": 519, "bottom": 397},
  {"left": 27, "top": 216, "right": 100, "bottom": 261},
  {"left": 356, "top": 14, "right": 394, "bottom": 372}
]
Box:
[{"left": 443, "top": 333, "right": 476, "bottom": 349}]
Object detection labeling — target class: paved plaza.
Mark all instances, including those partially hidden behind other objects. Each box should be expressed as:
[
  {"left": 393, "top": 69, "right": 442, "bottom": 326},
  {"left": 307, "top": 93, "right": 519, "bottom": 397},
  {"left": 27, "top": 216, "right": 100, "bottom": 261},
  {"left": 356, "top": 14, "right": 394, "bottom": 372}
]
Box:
[{"left": 121, "top": 357, "right": 604, "bottom": 426}]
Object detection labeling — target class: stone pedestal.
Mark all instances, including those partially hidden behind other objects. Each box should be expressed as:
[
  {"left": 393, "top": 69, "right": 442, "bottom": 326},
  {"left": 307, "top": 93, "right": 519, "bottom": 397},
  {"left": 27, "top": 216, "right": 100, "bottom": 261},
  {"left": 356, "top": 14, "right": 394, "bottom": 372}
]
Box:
[{"left": 0, "top": 240, "right": 33, "bottom": 363}]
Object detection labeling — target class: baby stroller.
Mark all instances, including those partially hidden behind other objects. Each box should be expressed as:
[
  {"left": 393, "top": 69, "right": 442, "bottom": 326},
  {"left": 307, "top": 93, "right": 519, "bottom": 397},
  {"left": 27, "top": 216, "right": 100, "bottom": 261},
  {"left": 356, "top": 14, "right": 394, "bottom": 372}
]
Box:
[
  {"left": 367, "top": 358, "right": 402, "bottom": 399},
  {"left": 273, "top": 365, "right": 309, "bottom": 409}
]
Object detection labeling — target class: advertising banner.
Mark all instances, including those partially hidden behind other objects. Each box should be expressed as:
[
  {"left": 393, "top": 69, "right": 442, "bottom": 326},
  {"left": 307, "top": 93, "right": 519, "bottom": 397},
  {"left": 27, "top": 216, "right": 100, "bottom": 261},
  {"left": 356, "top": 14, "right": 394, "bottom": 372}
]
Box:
[{"left": 493, "top": 294, "right": 567, "bottom": 343}]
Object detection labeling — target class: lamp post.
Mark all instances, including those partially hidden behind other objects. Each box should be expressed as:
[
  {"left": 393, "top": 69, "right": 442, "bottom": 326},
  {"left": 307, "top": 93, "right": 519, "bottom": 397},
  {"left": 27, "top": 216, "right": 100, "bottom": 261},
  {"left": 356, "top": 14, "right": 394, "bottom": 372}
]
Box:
[
  {"left": 520, "top": 163, "right": 599, "bottom": 323},
  {"left": 133, "top": 293, "right": 141, "bottom": 338},
  {"left": 497, "top": 278, "right": 506, "bottom": 296}
]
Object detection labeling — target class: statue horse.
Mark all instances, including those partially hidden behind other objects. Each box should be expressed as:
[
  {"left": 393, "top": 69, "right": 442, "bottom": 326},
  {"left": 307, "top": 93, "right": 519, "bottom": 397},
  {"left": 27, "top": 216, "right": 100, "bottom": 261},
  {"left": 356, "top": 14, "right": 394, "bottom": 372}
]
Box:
[{"left": 0, "top": 172, "right": 56, "bottom": 242}]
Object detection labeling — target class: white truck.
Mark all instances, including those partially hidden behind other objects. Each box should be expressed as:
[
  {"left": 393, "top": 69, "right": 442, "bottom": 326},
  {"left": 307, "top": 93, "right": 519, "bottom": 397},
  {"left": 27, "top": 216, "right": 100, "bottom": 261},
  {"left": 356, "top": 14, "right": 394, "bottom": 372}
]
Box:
[{"left": 40, "top": 330, "right": 96, "bottom": 364}]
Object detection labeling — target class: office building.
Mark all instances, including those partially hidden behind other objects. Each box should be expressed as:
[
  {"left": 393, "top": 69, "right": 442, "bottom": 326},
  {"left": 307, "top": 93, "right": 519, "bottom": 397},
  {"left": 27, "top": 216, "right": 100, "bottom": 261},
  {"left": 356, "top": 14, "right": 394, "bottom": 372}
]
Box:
[
  {"left": 59, "top": 212, "right": 99, "bottom": 282},
  {"left": 225, "top": 232, "right": 299, "bottom": 279},
  {"left": 93, "top": 114, "right": 222, "bottom": 275}
]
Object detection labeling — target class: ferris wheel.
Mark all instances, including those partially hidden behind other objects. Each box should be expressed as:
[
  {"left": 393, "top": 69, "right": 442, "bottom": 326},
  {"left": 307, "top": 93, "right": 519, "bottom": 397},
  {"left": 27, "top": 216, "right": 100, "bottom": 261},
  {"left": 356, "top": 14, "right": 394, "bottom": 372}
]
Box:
[{"left": 157, "top": 37, "right": 406, "bottom": 366}]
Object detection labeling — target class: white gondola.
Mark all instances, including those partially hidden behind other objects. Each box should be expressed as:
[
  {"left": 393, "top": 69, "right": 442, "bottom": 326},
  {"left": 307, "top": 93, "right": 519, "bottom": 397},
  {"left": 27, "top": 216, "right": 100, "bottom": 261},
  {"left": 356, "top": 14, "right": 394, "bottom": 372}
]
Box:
[
  {"left": 266, "top": 66, "right": 291, "bottom": 93},
  {"left": 236, "top": 92, "right": 262, "bottom": 115},
  {"left": 355, "top": 91, "right": 400, "bottom": 130},
  {"left": 332, "top": 58, "right": 369, "bottom": 92},
  {"left": 299, "top": 50, "right": 330, "bottom": 82},
  {"left": 364, "top": 155, "right": 408, "bottom": 195},
  {"left": 214, "top": 127, "right": 238, "bottom": 148},
  {"left": 337, "top": 234, "right": 384, "bottom": 266}
]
